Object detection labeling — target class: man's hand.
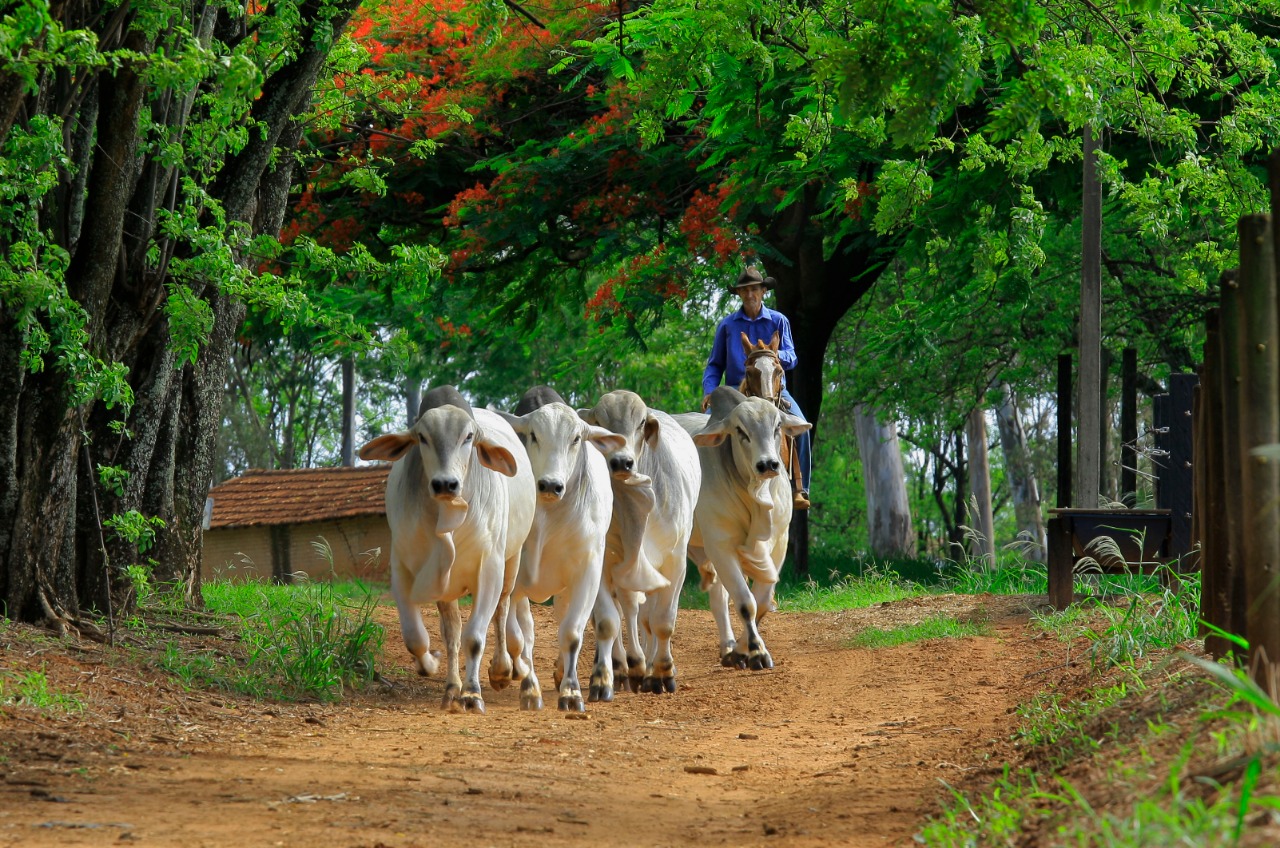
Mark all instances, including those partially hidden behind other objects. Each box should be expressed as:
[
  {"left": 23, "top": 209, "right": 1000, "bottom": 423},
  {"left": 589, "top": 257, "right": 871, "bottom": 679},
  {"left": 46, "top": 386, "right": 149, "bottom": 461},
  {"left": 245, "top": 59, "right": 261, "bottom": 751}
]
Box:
[{"left": 700, "top": 393, "right": 712, "bottom": 412}]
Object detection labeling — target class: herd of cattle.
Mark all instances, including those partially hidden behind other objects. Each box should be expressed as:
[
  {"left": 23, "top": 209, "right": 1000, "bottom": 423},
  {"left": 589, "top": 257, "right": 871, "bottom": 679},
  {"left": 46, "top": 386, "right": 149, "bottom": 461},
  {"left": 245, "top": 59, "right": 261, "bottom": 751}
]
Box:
[{"left": 358, "top": 383, "right": 811, "bottom": 713}]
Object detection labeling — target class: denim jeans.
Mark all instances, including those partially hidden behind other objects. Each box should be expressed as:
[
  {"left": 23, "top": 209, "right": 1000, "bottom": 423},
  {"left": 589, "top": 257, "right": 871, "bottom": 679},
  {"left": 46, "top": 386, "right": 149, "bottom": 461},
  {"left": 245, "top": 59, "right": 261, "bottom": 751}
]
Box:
[{"left": 779, "top": 388, "right": 811, "bottom": 494}]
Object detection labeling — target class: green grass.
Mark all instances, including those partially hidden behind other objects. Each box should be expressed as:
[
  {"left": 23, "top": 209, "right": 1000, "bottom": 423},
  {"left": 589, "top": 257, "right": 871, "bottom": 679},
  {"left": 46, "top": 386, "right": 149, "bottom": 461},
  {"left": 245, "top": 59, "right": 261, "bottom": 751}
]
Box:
[
  {"left": 0, "top": 668, "right": 84, "bottom": 713},
  {"left": 157, "top": 578, "right": 385, "bottom": 702},
  {"left": 846, "top": 614, "right": 991, "bottom": 649}
]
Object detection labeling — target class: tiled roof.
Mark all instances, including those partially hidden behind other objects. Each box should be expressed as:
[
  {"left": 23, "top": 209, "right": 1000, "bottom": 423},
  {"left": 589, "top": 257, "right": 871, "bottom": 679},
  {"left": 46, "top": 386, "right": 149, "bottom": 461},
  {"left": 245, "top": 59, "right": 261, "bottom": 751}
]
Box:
[{"left": 207, "top": 466, "right": 391, "bottom": 529}]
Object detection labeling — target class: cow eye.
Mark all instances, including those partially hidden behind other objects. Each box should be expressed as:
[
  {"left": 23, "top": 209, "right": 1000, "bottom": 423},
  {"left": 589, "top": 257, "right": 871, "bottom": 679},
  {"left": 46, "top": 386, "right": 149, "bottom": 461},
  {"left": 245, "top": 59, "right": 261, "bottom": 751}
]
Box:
[
  {"left": 464, "top": 432, "right": 474, "bottom": 443},
  {"left": 528, "top": 433, "right": 538, "bottom": 446},
  {"left": 736, "top": 427, "right": 749, "bottom": 442},
  {"left": 572, "top": 435, "right": 581, "bottom": 446},
  {"left": 417, "top": 433, "right": 428, "bottom": 445}
]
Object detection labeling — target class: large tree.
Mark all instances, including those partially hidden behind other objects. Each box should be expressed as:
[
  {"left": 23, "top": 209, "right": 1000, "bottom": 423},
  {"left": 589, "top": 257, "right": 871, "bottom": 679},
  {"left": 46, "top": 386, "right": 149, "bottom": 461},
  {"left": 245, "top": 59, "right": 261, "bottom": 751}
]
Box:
[{"left": 0, "top": 0, "right": 367, "bottom": 625}]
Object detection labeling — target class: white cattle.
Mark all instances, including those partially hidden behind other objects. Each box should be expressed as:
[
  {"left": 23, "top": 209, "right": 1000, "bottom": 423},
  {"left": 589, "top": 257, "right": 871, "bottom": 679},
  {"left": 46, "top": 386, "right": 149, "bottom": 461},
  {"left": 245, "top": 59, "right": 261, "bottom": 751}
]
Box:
[
  {"left": 578, "top": 390, "right": 700, "bottom": 697},
  {"left": 498, "top": 387, "right": 623, "bottom": 712},
  {"left": 358, "top": 386, "right": 535, "bottom": 713},
  {"left": 680, "top": 387, "right": 810, "bottom": 670}
]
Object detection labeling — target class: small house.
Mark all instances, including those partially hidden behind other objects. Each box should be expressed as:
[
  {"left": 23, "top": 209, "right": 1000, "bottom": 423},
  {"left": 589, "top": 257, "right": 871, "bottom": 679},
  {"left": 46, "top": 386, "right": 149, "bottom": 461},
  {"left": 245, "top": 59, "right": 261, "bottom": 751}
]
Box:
[{"left": 201, "top": 466, "right": 392, "bottom": 583}]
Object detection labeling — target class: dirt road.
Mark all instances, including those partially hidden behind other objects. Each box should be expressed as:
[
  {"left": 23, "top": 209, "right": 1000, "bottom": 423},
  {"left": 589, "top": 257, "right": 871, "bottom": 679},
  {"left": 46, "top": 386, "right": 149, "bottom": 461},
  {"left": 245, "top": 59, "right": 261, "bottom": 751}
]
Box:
[{"left": 0, "top": 593, "right": 1070, "bottom": 847}]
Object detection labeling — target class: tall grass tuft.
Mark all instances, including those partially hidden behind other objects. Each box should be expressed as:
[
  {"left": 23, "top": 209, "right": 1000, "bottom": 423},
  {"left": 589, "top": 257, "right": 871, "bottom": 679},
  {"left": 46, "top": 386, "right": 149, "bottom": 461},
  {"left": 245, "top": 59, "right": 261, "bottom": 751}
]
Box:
[
  {"left": 0, "top": 667, "right": 84, "bottom": 713},
  {"left": 172, "top": 578, "right": 385, "bottom": 702}
]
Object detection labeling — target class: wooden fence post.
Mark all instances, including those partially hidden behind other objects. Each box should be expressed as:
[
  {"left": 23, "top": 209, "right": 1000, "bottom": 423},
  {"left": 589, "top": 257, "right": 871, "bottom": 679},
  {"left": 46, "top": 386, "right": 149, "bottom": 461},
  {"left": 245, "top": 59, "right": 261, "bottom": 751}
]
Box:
[
  {"left": 1236, "top": 214, "right": 1280, "bottom": 674},
  {"left": 1218, "top": 269, "right": 1248, "bottom": 644},
  {"left": 1200, "top": 308, "right": 1231, "bottom": 657},
  {"left": 1057, "top": 354, "right": 1073, "bottom": 509},
  {"left": 1121, "top": 347, "right": 1138, "bottom": 505}
]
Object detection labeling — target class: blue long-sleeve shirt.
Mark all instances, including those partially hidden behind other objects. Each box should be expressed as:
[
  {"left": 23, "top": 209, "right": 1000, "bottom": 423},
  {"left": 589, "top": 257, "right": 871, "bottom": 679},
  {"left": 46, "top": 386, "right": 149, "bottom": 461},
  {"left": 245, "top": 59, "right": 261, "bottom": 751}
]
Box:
[{"left": 701, "top": 305, "right": 798, "bottom": 396}]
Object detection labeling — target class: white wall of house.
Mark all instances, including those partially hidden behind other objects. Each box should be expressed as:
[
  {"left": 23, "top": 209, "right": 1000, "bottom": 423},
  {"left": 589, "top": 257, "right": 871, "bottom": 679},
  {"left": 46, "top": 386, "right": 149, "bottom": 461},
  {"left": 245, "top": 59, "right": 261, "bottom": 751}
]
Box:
[{"left": 200, "top": 517, "right": 392, "bottom": 584}]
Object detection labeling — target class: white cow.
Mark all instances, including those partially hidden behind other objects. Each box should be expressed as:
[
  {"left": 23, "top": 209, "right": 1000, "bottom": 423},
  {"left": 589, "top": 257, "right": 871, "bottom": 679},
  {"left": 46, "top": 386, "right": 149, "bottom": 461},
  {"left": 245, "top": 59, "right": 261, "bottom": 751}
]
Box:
[
  {"left": 358, "top": 386, "right": 535, "bottom": 713},
  {"left": 498, "top": 387, "right": 623, "bottom": 712},
  {"left": 679, "top": 387, "right": 810, "bottom": 670},
  {"left": 578, "top": 390, "right": 700, "bottom": 697}
]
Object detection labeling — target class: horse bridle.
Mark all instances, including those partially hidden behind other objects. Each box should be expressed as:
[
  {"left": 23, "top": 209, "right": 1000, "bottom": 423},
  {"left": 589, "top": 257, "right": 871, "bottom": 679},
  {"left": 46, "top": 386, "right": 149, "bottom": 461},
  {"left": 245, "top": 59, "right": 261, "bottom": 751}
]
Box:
[{"left": 742, "top": 349, "right": 792, "bottom": 412}]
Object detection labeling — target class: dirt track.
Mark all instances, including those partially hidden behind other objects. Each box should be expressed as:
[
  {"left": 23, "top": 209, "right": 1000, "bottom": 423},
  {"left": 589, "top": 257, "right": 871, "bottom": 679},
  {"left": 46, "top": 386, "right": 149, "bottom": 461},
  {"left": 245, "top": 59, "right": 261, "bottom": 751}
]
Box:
[{"left": 0, "top": 593, "right": 1073, "bottom": 847}]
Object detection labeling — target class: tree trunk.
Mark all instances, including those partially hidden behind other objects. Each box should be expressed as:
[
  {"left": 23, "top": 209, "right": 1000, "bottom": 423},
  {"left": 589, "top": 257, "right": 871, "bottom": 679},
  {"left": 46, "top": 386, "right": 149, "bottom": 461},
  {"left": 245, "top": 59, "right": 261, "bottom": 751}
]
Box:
[
  {"left": 405, "top": 378, "right": 422, "bottom": 428},
  {"left": 341, "top": 355, "right": 356, "bottom": 466},
  {"left": 965, "top": 408, "right": 996, "bottom": 568},
  {"left": 0, "top": 0, "right": 359, "bottom": 623},
  {"left": 995, "top": 383, "right": 1046, "bottom": 562},
  {"left": 854, "top": 405, "right": 916, "bottom": 558}
]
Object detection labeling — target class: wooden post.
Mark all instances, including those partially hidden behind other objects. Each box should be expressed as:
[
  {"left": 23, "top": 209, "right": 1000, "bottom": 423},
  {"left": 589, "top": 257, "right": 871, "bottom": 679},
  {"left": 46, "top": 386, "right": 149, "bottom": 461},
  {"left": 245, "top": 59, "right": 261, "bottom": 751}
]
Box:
[
  {"left": 1078, "top": 124, "right": 1103, "bottom": 510},
  {"left": 1047, "top": 517, "right": 1074, "bottom": 609},
  {"left": 1237, "top": 214, "right": 1280, "bottom": 673},
  {"left": 1057, "top": 354, "right": 1073, "bottom": 509},
  {"left": 1219, "top": 269, "right": 1248, "bottom": 644},
  {"left": 1168, "top": 373, "right": 1199, "bottom": 564},
  {"left": 1121, "top": 348, "right": 1138, "bottom": 505},
  {"left": 1153, "top": 391, "right": 1170, "bottom": 510},
  {"left": 1200, "top": 309, "right": 1231, "bottom": 657},
  {"left": 1191, "top": 382, "right": 1203, "bottom": 574}
]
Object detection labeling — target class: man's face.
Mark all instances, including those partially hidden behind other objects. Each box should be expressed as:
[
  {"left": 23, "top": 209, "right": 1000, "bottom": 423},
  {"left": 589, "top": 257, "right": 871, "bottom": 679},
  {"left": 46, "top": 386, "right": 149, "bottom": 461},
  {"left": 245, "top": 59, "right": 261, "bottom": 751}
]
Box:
[{"left": 736, "top": 283, "right": 765, "bottom": 311}]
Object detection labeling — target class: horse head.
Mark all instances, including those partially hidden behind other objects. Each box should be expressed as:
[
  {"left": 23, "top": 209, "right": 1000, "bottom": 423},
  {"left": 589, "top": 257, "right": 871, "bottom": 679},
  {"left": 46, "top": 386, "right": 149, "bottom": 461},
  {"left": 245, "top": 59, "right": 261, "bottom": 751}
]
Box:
[{"left": 738, "top": 331, "right": 784, "bottom": 405}]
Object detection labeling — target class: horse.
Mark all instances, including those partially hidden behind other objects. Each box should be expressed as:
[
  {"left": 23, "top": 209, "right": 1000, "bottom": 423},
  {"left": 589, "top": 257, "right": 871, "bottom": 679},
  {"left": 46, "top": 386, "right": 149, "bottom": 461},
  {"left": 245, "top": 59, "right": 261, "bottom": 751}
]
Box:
[{"left": 737, "top": 331, "right": 806, "bottom": 498}]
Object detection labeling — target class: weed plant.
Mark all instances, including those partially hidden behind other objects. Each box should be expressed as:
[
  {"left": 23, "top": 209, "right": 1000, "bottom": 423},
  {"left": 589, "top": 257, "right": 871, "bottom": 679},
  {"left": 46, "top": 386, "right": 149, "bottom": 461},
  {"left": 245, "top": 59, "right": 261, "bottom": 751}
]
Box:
[
  {"left": 845, "top": 614, "right": 990, "bottom": 649},
  {"left": 160, "top": 579, "right": 385, "bottom": 702},
  {"left": 0, "top": 667, "right": 84, "bottom": 713}
]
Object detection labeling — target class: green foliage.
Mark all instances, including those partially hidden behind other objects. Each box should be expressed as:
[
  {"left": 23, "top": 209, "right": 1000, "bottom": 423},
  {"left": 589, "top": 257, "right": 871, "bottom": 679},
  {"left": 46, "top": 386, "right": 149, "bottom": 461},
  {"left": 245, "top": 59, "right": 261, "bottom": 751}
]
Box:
[
  {"left": 846, "top": 614, "right": 991, "bottom": 649},
  {"left": 162, "top": 579, "right": 385, "bottom": 702},
  {"left": 103, "top": 511, "right": 167, "bottom": 554},
  {"left": 0, "top": 667, "right": 84, "bottom": 714}
]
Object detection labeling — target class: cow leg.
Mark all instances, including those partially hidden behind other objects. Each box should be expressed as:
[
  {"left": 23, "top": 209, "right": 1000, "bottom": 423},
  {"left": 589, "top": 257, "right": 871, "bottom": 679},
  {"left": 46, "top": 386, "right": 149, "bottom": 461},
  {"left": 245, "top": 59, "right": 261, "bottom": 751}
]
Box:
[
  {"left": 488, "top": 551, "right": 520, "bottom": 690},
  {"left": 718, "top": 565, "right": 773, "bottom": 671},
  {"left": 506, "top": 596, "right": 530, "bottom": 683},
  {"left": 553, "top": 570, "right": 598, "bottom": 712},
  {"left": 589, "top": 586, "right": 619, "bottom": 703},
  {"left": 391, "top": 559, "right": 439, "bottom": 677},
  {"left": 642, "top": 557, "right": 685, "bottom": 694},
  {"left": 437, "top": 600, "right": 464, "bottom": 711},
  {"left": 615, "top": 589, "right": 645, "bottom": 692},
  {"left": 458, "top": 557, "right": 504, "bottom": 714},
  {"left": 515, "top": 596, "right": 543, "bottom": 710},
  {"left": 707, "top": 580, "right": 743, "bottom": 668}
]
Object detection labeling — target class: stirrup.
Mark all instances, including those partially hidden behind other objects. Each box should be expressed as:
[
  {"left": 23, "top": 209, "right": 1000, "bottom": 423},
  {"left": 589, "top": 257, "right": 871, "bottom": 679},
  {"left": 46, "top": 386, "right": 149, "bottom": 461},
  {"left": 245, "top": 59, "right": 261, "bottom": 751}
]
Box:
[{"left": 792, "top": 490, "right": 810, "bottom": 511}]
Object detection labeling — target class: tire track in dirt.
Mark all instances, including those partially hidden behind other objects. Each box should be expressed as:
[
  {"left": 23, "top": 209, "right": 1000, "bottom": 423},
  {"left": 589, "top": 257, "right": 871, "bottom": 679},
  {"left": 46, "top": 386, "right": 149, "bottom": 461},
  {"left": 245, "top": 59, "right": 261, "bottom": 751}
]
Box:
[{"left": 0, "top": 594, "right": 1069, "bottom": 847}]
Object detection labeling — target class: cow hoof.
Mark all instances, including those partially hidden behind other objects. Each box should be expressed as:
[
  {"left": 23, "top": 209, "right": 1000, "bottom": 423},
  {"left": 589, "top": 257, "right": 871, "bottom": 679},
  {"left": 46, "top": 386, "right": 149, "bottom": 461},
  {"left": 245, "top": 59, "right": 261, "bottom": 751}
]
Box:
[
  {"left": 520, "top": 692, "right": 544, "bottom": 710},
  {"left": 442, "top": 684, "right": 462, "bottom": 712},
  {"left": 662, "top": 676, "right": 676, "bottom": 694},
  {"left": 415, "top": 649, "right": 442, "bottom": 677},
  {"left": 748, "top": 652, "right": 773, "bottom": 671},
  {"left": 625, "top": 674, "right": 644, "bottom": 693},
  {"left": 588, "top": 683, "right": 614, "bottom": 703},
  {"left": 461, "top": 694, "right": 486, "bottom": 714},
  {"left": 722, "top": 650, "right": 749, "bottom": 670},
  {"left": 558, "top": 694, "right": 585, "bottom": 712},
  {"left": 489, "top": 662, "right": 513, "bottom": 691}
]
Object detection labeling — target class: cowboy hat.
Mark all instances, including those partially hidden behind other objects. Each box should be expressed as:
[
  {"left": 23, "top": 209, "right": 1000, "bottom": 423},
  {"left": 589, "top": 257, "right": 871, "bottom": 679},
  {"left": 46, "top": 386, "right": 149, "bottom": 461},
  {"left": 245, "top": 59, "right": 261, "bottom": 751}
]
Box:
[{"left": 732, "top": 266, "right": 776, "bottom": 291}]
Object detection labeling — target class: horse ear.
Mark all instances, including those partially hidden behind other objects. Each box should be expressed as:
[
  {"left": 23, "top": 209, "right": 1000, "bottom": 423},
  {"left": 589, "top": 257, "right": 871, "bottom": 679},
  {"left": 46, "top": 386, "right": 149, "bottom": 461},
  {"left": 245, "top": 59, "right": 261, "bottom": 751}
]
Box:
[
  {"left": 769, "top": 331, "right": 780, "bottom": 351},
  {"left": 739, "top": 332, "right": 752, "bottom": 355}
]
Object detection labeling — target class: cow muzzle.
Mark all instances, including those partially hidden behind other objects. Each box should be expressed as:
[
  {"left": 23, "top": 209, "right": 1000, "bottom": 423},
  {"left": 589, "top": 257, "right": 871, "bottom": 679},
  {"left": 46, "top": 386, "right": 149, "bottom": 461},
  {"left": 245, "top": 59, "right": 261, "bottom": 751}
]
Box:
[
  {"left": 537, "top": 478, "right": 566, "bottom": 501},
  {"left": 608, "top": 454, "right": 636, "bottom": 478},
  {"left": 754, "top": 458, "right": 781, "bottom": 479},
  {"left": 431, "top": 476, "right": 461, "bottom": 498}
]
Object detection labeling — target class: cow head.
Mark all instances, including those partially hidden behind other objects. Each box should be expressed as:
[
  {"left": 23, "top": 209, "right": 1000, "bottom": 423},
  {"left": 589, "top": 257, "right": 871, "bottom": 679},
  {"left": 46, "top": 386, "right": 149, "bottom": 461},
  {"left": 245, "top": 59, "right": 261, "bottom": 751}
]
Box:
[
  {"left": 358, "top": 386, "right": 519, "bottom": 507},
  {"left": 692, "top": 387, "right": 809, "bottom": 485},
  {"left": 577, "top": 390, "right": 660, "bottom": 482},
  {"left": 499, "top": 402, "right": 625, "bottom": 502}
]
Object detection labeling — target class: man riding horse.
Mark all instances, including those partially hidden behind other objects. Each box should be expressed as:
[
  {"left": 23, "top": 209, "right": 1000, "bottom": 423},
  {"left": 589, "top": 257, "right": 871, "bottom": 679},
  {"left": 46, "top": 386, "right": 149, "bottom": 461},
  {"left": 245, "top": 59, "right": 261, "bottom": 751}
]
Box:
[{"left": 701, "top": 266, "right": 812, "bottom": 510}]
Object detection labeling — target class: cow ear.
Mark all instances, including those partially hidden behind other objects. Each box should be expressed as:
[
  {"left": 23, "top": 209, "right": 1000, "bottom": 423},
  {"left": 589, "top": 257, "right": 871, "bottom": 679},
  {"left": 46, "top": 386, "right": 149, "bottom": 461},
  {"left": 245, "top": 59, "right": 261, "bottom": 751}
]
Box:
[
  {"left": 643, "top": 415, "right": 661, "bottom": 448},
  {"left": 781, "top": 413, "right": 811, "bottom": 437},
  {"left": 494, "top": 409, "right": 525, "bottom": 433},
  {"left": 577, "top": 408, "right": 598, "bottom": 426},
  {"left": 358, "top": 433, "right": 415, "bottom": 462},
  {"left": 586, "top": 426, "right": 627, "bottom": 454},
  {"left": 769, "top": 330, "right": 780, "bottom": 350},
  {"left": 475, "top": 440, "right": 519, "bottom": 477},
  {"left": 691, "top": 420, "right": 729, "bottom": 448}
]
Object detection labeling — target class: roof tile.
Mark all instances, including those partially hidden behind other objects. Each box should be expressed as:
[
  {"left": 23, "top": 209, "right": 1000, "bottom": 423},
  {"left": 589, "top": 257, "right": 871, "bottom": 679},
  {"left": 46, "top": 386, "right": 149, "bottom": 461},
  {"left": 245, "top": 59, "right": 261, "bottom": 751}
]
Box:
[{"left": 207, "top": 466, "right": 390, "bottom": 529}]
